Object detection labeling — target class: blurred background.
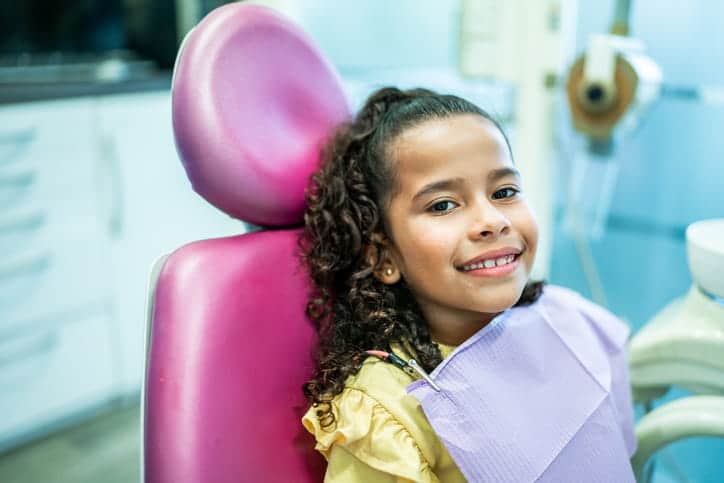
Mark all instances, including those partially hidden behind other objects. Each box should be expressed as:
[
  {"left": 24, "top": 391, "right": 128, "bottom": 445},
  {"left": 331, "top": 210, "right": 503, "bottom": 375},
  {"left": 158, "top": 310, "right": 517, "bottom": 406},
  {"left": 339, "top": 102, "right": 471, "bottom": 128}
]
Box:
[{"left": 0, "top": 0, "right": 722, "bottom": 482}]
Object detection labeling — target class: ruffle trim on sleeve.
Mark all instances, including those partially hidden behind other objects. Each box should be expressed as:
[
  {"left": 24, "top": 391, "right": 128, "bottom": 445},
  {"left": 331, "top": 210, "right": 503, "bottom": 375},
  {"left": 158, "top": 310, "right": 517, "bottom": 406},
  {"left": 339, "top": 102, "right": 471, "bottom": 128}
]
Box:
[{"left": 302, "top": 387, "right": 438, "bottom": 482}]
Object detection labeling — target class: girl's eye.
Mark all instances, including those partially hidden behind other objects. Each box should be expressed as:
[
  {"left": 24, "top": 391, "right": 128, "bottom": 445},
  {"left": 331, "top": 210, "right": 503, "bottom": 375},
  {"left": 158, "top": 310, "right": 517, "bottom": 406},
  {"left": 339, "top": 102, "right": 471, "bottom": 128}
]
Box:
[
  {"left": 428, "top": 200, "right": 458, "bottom": 213},
  {"left": 492, "top": 187, "right": 519, "bottom": 200}
]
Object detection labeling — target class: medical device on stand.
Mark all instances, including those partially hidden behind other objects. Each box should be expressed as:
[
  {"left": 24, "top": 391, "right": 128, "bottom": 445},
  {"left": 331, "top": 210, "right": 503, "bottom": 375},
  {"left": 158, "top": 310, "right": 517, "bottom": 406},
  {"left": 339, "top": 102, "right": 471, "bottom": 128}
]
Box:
[
  {"left": 561, "top": 0, "right": 724, "bottom": 303},
  {"left": 560, "top": 0, "right": 662, "bottom": 306},
  {"left": 564, "top": 33, "right": 661, "bottom": 238}
]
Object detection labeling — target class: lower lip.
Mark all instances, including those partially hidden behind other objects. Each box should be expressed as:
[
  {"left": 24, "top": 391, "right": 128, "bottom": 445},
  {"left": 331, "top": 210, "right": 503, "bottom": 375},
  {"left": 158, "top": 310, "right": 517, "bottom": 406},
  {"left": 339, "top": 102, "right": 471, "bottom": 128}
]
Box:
[{"left": 459, "top": 256, "right": 520, "bottom": 277}]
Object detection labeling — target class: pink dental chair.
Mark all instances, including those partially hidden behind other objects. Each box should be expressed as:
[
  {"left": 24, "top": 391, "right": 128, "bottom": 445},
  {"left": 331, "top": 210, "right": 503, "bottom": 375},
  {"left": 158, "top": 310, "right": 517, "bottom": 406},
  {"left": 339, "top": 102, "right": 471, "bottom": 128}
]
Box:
[{"left": 142, "top": 4, "right": 350, "bottom": 482}]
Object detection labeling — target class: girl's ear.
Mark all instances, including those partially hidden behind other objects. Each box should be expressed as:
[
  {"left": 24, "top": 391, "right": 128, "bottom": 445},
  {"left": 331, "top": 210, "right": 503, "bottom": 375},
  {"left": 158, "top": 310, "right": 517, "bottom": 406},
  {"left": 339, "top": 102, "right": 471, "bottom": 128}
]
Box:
[
  {"left": 367, "top": 233, "right": 401, "bottom": 285},
  {"left": 375, "top": 263, "right": 401, "bottom": 285}
]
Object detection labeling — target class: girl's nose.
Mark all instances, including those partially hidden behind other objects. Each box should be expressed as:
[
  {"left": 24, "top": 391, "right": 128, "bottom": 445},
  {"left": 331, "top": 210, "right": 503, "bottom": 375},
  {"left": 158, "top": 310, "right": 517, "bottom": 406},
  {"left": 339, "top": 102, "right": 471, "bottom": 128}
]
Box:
[{"left": 470, "top": 202, "right": 511, "bottom": 240}]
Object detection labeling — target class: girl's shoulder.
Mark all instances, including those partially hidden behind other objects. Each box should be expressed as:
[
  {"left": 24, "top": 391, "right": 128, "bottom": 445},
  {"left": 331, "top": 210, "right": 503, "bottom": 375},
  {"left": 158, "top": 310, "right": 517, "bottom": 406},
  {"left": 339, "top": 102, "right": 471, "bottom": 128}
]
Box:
[
  {"left": 301, "top": 350, "right": 446, "bottom": 478},
  {"left": 303, "top": 349, "right": 422, "bottom": 442}
]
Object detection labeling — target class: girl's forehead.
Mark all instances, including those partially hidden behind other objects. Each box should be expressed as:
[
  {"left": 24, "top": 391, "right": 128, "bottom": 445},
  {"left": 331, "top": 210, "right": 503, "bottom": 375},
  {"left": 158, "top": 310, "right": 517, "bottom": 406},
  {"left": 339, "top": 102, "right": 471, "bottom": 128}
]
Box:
[{"left": 389, "top": 114, "right": 512, "bottom": 187}]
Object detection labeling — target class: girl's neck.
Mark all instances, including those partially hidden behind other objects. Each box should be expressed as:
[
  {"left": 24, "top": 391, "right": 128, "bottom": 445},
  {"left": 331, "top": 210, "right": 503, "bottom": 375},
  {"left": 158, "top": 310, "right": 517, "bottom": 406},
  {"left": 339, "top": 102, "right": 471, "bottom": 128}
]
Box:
[{"left": 427, "top": 310, "right": 500, "bottom": 346}]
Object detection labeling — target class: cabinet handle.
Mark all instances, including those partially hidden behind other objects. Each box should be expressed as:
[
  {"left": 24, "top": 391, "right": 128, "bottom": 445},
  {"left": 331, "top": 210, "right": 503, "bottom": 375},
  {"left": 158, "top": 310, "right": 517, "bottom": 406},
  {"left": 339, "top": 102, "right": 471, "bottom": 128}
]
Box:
[
  {"left": 0, "top": 210, "right": 44, "bottom": 233},
  {"left": 0, "top": 250, "right": 51, "bottom": 280},
  {"left": 0, "top": 326, "right": 59, "bottom": 369},
  {"left": 0, "top": 128, "right": 37, "bottom": 167},
  {"left": 0, "top": 210, "right": 45, "bottom": 255},
  {"left": 0, "top": 251, "right": 52, "bottom": 310},
  {"left": 98, "top": 133, "right": 124, "bottom": 238},
  {"left": 0, "top": 170, "right": 38, "bottom": 211}
]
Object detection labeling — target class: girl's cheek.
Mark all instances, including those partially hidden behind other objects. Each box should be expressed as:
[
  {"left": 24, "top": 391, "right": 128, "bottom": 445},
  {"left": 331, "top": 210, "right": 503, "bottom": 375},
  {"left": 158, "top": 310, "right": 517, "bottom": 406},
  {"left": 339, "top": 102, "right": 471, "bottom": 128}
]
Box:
[
  {"left": 512, "top": 205, "right": 539, "bottom": 249},
  {"left": 408, "top": 217, "right": 457, "bottom": 248},
  {"left": 516, "top": 197, "right": 538, "bottom": 220},
  {"left": 522, "top": 205, "right": 539, "bottom": 234}
]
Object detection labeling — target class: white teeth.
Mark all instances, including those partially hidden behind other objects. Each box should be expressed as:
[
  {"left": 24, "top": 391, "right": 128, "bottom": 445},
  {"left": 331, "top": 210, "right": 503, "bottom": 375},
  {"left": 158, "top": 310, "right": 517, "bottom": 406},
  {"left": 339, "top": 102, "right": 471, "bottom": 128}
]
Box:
[{"left": 462, "top": 254, "right": 517, "bottom": 271}]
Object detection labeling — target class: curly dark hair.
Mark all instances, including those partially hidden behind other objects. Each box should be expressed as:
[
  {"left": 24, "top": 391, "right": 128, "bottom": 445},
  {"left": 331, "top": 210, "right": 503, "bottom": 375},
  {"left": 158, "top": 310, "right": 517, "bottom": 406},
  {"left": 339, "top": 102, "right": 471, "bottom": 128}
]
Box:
[{"left": 301, "top": 86, "right": 544, "bottom": 428}]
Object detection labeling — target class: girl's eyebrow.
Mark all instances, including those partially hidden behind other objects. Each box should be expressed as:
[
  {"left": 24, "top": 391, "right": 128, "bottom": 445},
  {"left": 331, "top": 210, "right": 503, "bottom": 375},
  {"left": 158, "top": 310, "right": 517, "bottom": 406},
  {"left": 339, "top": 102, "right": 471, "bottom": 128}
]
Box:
[
  {"left": 412, "top": 177, "right": 465, "bottom": 201},
  {"left": 412, "top": 168, "right": 520, "bottom": 202},
  {"left": 489, "top": 167, "right": 521, "bottom": 183}
]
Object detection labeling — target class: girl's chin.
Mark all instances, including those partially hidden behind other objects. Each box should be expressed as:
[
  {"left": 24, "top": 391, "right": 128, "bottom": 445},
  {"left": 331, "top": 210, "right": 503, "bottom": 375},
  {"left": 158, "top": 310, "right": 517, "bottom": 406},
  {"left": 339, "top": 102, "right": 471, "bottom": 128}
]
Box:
[{"left": 472, "top": 285, "right": 526, "bottom": 311}]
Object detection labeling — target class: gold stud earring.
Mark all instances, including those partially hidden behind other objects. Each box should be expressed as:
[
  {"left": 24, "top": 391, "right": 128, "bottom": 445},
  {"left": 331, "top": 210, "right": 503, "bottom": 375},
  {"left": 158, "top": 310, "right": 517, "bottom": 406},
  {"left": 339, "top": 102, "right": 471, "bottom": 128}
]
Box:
[{"left": 385, "top": 268, "right": 393, "bottom": 276}]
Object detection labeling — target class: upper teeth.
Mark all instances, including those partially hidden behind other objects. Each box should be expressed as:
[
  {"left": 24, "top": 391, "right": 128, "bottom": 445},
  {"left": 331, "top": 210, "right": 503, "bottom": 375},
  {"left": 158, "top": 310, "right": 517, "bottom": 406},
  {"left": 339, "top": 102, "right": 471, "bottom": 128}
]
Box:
[{"left": 462, "top": 255, "right": 515, "bottom": 272}]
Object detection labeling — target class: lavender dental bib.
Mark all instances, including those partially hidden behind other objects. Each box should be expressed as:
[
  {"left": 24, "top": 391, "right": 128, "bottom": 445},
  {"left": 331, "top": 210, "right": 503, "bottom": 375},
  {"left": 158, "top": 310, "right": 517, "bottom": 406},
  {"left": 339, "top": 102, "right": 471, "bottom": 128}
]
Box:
[{"left": 407, "top": 286, "right": 636, "bottom": 482}]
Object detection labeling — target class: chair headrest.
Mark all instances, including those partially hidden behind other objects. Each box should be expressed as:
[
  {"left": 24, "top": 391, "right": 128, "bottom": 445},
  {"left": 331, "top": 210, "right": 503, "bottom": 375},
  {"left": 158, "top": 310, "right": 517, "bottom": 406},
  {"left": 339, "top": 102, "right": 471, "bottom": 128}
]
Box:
[{"left": 172, "top": 3, "right": 351, "bottom": 226}]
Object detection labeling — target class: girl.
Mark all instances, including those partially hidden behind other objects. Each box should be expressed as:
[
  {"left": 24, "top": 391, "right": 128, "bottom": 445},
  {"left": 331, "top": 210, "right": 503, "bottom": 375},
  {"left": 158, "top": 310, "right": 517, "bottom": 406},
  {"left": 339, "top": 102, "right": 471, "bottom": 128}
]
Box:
[{"left": 300, "top": 87, "right": 636, "bottom": 482}]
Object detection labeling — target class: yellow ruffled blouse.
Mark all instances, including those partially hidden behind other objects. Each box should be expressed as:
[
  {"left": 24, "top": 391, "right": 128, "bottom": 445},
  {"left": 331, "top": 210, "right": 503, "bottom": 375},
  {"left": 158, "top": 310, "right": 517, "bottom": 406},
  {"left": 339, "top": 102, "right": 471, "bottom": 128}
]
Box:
[{"left": 302, "top": 343, "right": 465, "bottom": 482}]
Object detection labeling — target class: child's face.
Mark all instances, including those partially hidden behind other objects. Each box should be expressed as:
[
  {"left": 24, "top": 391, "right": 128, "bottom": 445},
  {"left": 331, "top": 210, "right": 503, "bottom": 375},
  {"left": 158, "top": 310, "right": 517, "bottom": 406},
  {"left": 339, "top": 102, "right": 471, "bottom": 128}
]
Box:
[{"left": 379, "top": 114, "right": 538, "bottom": 345}]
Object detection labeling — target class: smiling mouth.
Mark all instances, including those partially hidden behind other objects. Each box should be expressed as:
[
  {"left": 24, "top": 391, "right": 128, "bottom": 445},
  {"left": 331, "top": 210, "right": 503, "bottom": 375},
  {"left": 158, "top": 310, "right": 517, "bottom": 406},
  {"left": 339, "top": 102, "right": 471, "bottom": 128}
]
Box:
[{"left": 458, "top": 254, "right": 520, "bottom": 272}]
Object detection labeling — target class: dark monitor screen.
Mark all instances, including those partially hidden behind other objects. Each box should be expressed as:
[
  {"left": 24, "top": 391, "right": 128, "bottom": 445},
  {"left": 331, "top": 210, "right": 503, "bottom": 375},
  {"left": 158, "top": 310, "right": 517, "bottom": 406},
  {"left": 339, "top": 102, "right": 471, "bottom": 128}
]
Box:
[{"left": 0, "top": 0, "right": 179, "bottom": 69}]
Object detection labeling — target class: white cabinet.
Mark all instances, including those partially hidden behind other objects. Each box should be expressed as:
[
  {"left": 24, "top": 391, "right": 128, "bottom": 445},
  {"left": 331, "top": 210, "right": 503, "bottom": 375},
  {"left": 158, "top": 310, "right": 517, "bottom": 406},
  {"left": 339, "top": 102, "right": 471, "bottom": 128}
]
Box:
[
  {"left": 0, "top": 98, "right": 116, "bottom": 451},
  {"left": 0, "top": 90, "right": 243, "bottom": 450}
]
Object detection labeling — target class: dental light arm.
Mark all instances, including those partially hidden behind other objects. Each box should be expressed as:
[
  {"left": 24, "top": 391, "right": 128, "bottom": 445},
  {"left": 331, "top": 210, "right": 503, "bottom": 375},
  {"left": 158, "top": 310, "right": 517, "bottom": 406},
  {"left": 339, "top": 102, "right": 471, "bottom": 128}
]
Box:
[{"left": 610, "top": 0, "right": 632, "bottom": 36}]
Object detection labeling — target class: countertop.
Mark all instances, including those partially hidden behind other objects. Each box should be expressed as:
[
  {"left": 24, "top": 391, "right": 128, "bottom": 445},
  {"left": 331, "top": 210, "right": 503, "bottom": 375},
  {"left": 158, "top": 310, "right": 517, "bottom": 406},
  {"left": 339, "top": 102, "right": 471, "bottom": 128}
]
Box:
[{"left": 0, "top": 73, "right": 172, "bottom": 105}]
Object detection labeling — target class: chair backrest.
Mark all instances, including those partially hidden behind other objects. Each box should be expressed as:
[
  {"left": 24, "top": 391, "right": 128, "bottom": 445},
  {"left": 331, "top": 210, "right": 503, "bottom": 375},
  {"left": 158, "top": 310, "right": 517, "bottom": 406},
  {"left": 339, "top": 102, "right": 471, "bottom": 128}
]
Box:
[{"left": 143, "top": 4, "right": 350, "bottom": 482}]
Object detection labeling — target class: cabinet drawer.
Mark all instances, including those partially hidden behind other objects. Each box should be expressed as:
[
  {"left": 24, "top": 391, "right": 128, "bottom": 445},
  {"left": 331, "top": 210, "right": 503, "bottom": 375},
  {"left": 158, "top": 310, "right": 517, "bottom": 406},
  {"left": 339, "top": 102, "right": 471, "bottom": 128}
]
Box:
[
  {"left": 0, "top": 236, "right": 110, "bottom": 329},
  {"left": 0, "top": 308, "right": 117, "bottom": 451},
  {"left": 1, "top": 99, "right": 100, "bottom": 220},
  {"left": 0, "top": 124, "right": 36, "bottom": 169},
  {"left": 0, "top": 161, "right": 37, "bottom": 213}
]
